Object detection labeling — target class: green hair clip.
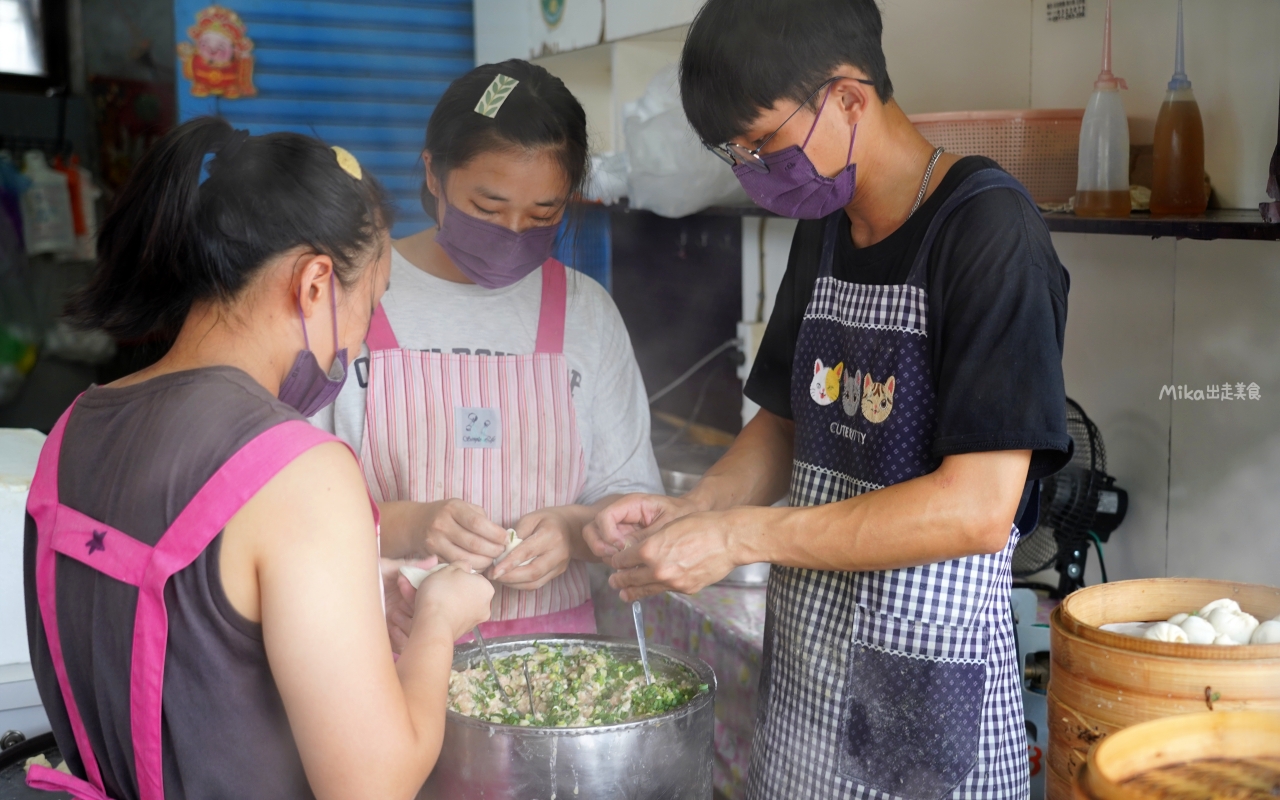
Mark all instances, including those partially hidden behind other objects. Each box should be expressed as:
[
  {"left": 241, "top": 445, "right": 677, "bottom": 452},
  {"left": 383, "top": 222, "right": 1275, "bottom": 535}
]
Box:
[{"left": 474, "top": 74, "right": 520, "bottom": 118}]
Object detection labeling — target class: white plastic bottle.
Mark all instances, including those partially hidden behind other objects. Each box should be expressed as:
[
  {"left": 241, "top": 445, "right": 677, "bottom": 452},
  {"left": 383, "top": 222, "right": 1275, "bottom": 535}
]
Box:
[
  {"left": 1076, "top": 0, "right": 1130, "bottom": 218},
  {"left": 19, "top": 151, "right": 77, "bottom": 255}
]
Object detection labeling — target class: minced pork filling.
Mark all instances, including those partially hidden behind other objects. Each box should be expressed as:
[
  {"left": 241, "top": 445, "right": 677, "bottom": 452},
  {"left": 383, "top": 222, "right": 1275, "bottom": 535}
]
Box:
[{"left": 449, "top": 644, "right": 705, "bottom": 727}]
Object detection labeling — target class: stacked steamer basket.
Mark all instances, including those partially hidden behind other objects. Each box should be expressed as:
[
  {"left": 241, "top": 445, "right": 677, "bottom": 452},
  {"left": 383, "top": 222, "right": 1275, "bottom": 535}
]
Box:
[
  {"left": 1073, "top": 710, "right": 1280, "bottom": 799},
  {"left": 420, "top": 635, "right": 717, "bottom": 800},
  {"left": 1046, "top": 578, "right": 1280, "bottom": 800}
]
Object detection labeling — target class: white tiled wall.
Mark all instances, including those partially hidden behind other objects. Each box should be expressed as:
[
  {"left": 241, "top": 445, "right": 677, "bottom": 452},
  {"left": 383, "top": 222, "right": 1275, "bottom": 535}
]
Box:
[{"left": 1056, "top": 233, "right": 1280, "bottom": 583}]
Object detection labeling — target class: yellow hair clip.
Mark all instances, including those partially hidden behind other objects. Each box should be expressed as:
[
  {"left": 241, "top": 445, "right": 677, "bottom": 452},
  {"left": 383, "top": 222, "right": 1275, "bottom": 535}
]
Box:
[{"left": 332, "top": 146, "right": 363, "bottom": 180}]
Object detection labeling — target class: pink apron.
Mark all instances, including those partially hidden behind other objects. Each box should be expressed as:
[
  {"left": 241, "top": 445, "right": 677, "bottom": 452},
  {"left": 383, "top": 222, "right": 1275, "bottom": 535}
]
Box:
[
  {"left": 361, "top": 259, "right": 595, "bottom": 637},
  {"left": 25, "top": 402, "right": 377, "bottom": 800}
]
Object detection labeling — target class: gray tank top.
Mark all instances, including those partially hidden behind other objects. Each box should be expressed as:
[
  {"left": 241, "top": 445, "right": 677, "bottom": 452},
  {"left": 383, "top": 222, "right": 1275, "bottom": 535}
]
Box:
[{"left": 24, "top": 367, "right": 316, "bottom": 800}]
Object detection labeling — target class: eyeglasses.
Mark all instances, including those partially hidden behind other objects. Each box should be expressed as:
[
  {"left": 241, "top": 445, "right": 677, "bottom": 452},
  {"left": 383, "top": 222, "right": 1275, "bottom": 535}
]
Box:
[{"left": 704, "top": 76, "right": 875, "bottom": 173}]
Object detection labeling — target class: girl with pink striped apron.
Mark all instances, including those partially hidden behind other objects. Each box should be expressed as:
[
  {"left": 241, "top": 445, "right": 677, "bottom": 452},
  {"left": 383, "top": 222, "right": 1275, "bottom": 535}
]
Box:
[
  {"left": 25, "top": 406, "right": 375, "bottom": 800},
  {"left": 361, "top": 258, "right": 595, "bottom": 638}
]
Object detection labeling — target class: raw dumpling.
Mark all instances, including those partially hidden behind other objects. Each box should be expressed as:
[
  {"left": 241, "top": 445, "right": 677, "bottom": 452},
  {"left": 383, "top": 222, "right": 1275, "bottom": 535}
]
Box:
[
  {"left": 399, "top": 562, "right": 449, "bottom": 589},
  {"left": 1167, "top": 612, "right": 1190, "bottom": 625},
  {"left": 1250, "top": 620, "right": 1280, "bottom": 645},
  {"left": 1143, "top": 621, "right": 1189, "bottom": 643},
  {"left": 1213, "top": 633, "right": 1240, "bottom": 646},
  {"left": 1198, "top": 598, "right": 1241, "bottom": 617},
  {"left": 1207, "top": 607, "right": 1260, "bottom": 644},
  {"left": 495, "top": 528, "right": 535, "bottom": 568},
  {"left": 1101, "top": 622, "right": 1154, "bottom": 638},
  {"left": 1178, "top": 615, "right": 1217, "bottom": 644}
]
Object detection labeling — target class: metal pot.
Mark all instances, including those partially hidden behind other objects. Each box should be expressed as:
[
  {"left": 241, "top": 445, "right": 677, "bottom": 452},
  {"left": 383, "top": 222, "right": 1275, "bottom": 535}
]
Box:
[
  {"left": 420, "top": 635, "right": 716, "bottom": 800},
  {"left": 719, "top": 562, "right": 771, "bottom": 586}
]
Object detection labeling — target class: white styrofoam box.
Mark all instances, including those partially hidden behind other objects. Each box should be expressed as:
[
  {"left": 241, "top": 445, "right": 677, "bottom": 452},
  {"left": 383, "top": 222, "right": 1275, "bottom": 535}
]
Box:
[
  {"left": 1, "top": 428, "right": 45, "bottom": 668},
  {"left": 0, "top": 662, "right": 50, "bottom": 739}
]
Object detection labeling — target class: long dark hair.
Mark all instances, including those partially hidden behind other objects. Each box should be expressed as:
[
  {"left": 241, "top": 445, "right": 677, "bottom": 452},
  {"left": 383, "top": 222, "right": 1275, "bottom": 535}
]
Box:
[
  {"left": 420, "top": 59, "right": 589, "bottom": 221},
  {"left": 68, "top": 116, "right": 395, "bottom": 339}
]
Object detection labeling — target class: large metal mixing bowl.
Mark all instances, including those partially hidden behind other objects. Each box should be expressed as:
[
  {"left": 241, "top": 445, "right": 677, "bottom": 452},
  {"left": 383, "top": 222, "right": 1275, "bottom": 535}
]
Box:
[{"left": 420, "top": 635, "right": 716, "bottom": 800}]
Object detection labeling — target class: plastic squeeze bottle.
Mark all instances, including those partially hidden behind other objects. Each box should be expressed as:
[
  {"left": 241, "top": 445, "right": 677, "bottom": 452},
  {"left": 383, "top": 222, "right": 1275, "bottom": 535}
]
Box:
[
  {"left": 1150, "top": 0, "right": 1207, "bottom": 216},
  {"left": 1075, "top": 0, "right": 1130, "bottom": 218}
]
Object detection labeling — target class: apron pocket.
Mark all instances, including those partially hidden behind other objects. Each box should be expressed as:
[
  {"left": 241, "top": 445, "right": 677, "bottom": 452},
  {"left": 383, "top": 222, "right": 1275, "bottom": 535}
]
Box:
[{"left": 836, "top": 604, "right": 988, "bottom": 800}]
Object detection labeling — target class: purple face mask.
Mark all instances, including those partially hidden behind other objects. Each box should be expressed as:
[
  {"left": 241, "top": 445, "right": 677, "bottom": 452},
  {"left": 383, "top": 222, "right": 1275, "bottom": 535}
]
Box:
[
  {"left": 278, "top": 274, "right": 349, "bottom": 418},
  {"left": 434, "top": 202, "right": 558, "bottom": 289},
  {"left": 732, "top": 86, "right": 858, "bottom": 219}
]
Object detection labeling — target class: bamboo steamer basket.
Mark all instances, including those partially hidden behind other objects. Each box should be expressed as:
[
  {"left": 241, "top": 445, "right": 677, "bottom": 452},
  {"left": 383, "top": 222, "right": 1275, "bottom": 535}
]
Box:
[
  {"left": 1072, "top": 711, "right": 1280, "bottom": 799},
  {"left": 1046, "top": 578, "right": 1280, "bottom": 800}
]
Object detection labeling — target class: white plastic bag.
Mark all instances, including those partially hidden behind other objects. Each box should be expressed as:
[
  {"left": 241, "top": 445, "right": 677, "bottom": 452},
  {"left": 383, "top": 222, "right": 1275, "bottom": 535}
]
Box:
[
  {"left": 20, "top": 151, "right": 76, "bottom": 256},
  {"left": 623, "top": 66, "right": 750, "bottom": 218}
]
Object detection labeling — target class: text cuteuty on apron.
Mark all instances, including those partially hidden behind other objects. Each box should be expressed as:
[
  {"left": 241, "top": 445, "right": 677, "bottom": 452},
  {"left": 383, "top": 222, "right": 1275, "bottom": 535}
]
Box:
[
  {"left": 361, "top": 259, "right": 594, "bottom": 634},
  {"left": 746, "top": 170, "right": 1038, "bottom": 800}
]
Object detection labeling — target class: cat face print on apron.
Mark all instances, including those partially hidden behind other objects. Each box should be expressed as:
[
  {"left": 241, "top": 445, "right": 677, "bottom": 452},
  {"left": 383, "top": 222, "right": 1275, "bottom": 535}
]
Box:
[
  {"left": 26, "top": 404, "right": 372, "bottom": 800},
  {"left": 746, "top": 170, "right": 1037, "bottom": 800},
  {"left": 360, "top": 260, "right": 594, "bottom": 632}
]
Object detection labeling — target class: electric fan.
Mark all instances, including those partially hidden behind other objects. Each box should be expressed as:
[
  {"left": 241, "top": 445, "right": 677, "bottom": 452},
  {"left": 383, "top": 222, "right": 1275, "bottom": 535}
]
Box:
[{"left": 1012, "top": 398, "right": 1128, "bottom": 597}]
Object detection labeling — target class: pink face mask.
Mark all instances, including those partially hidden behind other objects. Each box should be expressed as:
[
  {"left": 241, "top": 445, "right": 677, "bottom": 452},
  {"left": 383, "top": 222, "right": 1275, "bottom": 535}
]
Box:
[
  {"left": 434, "top": 201, "right": 559, "bottom": 289},
  {"left": 278, "top": 273, "right": 349, "bottom": 417}
]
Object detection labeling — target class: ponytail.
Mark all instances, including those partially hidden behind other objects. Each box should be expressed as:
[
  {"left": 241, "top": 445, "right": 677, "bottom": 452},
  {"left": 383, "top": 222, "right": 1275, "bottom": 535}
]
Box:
[{"left": 68, "top": 117, "right": 394, "bottom": 339}]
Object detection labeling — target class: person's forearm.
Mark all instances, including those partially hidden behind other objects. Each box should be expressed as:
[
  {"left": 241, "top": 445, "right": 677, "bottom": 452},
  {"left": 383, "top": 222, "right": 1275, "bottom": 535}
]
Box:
[
  {"left": 376, "top": 500, "right": 428, "bottom": 560},
  {"left": 734, "top": 450, "right": 1030, "bottom": 573},
  {"left": 685, "top": 409, "right": 794, "bottom": 512},
  {"left": 392, "top": 616, "right": 457, "bottom": 781}
]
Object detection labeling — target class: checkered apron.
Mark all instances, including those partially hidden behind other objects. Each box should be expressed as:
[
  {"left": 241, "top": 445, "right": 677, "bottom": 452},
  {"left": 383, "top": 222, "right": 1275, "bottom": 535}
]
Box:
[{"left": 746, "top": 169, "right": 1035, "bottom": 800}]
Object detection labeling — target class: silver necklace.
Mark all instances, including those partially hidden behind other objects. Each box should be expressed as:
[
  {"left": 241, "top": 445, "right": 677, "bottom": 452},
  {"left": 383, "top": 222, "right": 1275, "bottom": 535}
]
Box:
[{"left": 908, "top": 147, "right": 945, "bottom": 218}]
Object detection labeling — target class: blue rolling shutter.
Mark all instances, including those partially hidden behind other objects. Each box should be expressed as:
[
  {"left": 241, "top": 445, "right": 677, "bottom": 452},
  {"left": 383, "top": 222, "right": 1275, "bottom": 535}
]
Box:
[{"left": 173, "top": 0, "right": 474, "bottom": 238}]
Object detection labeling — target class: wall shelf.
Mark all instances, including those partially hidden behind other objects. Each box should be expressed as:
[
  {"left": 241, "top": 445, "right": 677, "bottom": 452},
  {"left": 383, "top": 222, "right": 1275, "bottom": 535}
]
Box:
[
  {"left": 1040, "top": 210, "right": 1280, "bottom": 241},
  {"left": 604, "top": 202, "right": 1280, "bottom": 242}
]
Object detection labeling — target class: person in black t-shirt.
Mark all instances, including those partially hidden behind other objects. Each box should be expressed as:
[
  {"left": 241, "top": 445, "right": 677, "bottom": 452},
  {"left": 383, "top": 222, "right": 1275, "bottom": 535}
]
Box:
[{"left": 584, "top": 1, "right": 1069, "bottom": 797}]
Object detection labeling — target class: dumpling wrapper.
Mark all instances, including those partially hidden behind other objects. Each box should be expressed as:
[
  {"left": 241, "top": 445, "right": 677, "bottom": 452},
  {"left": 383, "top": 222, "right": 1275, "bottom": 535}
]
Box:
[
  {"left": 1100, "top": 622, "right": 1154, "bottom": 638},
  {"left": 494, "top": 528, "right": 535, "bottom": 568},
  {"left": 1143, "top": 621, "right": 1189, "bottom": 643},
  {"left": 1198, "top": 598, "right": 1241, "bottom": 617},
  {"left": 1250, "top": 620, "right": 1280, "bottom": 645},
  {"left": 399, "top": 563, "right": 449, "bottom": 590},
  {"left": 1178, "top": 615, "right": 1217, "bottom": 644},
  {"left": 1167, "top": 612, "right": 1190, "bottom": 625},
  {"left": 1207, "top": 607, "right": 1259, "bottom": 644}
]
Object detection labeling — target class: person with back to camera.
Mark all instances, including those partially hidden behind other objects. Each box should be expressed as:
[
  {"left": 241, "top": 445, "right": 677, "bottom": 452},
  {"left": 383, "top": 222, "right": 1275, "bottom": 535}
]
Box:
[
  {"left": 585, "top": 1, "right": 1073, "bottom": 798},
  {"left": 23, "top": 117, "right": 493, "bottom": 800},
  {"left": 313, "top": 59, "right": 662, "bottom": 648}
]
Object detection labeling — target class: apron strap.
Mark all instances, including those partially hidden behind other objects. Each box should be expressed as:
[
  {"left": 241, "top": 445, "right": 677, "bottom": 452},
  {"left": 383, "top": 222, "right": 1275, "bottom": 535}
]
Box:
[
  {"left": 26, "top": 763, "right": 111, "bottom": 800},
  {"left": 534, "top": 259, "right": 568, "bottom": 355},
  {"left": 128, "top": 420, "right": 348, "bottom": 800},
  {"left": 817, "top": 168, "right": 1037, "bottom": 287},
  {"left": 367, "top": 258, "right": 567, "bottom": 355},
  {"left": 904, "top": 168, "right": 1036, "bottom": 288},
  {"left": 28, "top": 398, "right": 107, "bottom": 796},
  {"left": 365, "top": 303, "right": 400, "bottom": 352},
  {"left": 31, "top": 409, "right": 374, "bottom": 800}
]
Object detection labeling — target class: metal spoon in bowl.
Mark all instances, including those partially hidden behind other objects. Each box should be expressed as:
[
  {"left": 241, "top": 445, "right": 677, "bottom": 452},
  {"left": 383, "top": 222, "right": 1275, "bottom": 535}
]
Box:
[
  {"left": 632, "top": 601, "right": 654, "bottom": 685},
  {"left": 521, "top": 658, "right": 536, "bottom": 712},
  {"left": 473, "top": 626, "right": 516, "bottom": 709}
]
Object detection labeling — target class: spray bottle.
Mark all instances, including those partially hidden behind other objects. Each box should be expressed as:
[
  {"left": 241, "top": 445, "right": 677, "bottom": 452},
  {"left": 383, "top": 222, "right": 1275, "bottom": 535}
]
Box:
[
  {"left": 1150, "top": 0, "right": 1207, "bottom": 216},
  {"left": 1075, "top": 0, "right": 1130, "bottom": 218}
]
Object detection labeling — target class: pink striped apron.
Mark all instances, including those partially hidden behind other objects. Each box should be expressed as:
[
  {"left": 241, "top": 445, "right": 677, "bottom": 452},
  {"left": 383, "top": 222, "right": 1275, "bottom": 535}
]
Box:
[
  {"left": 361, "top": 258, "right": 595, "bottom": 636},
  {"left": 25, "top": 401, "right": 378, "bottom": 800}
]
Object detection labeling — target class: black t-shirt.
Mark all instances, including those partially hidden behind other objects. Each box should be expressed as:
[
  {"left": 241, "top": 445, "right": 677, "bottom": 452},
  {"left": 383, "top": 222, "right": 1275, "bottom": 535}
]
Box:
[{"left": 746, "top": 156, "right": 1073, "bottom": 508}]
